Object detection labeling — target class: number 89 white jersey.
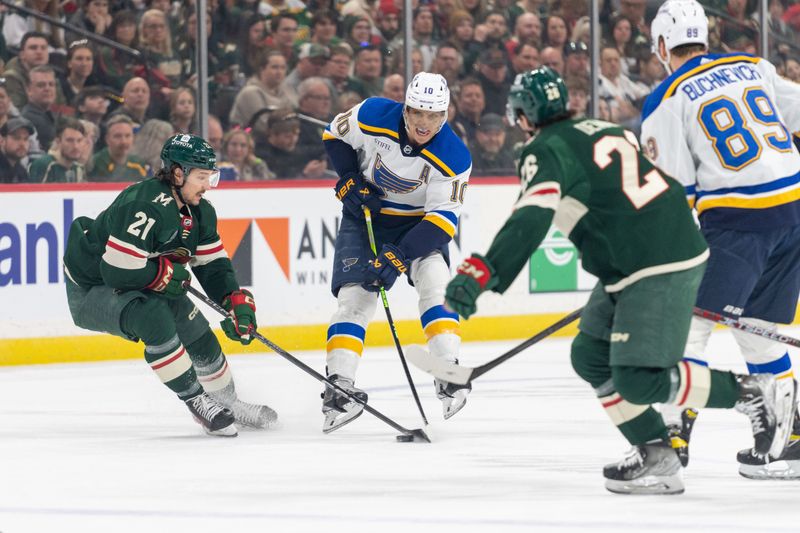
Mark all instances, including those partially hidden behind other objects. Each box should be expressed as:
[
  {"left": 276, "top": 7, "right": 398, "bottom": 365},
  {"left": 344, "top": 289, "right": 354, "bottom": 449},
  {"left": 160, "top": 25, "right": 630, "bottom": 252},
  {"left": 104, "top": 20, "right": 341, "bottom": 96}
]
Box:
[{"left": 640, "top": 53, "right": 800, "bottom": 230}]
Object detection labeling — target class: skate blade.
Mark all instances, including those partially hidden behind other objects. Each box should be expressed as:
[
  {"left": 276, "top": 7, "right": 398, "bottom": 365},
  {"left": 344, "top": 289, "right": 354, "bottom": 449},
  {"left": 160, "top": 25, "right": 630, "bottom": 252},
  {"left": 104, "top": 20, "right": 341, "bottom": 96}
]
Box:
[
  {"left": 768, "top": 380, "right": 797, "bottom": 459},
  {"left": 407, "top": 345, "right": 472, "bottom": 385},
  {"left": 322, "top": 404, "right": 364, "bottom": 434},
  {"left": 233, "top": 405, "right": 279, "bottom": 429},
  {"left": 604, "top": 474, "right": 685, "bottom": 495},
  {"left": 204, "top": 423, "right": 238, "bottom": 437},
  {"left": 739, "top": 459, "right": 800, "bottom": 480},
  {"left": 442, "top": 392, "right": 468, "bottom": 420}
]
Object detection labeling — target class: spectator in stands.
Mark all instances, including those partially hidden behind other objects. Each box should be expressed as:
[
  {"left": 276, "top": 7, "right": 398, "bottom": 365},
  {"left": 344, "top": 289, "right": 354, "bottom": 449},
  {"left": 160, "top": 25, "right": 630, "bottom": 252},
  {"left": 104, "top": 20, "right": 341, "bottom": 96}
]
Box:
[
  {"left": 505, "top": 12, "right": 542, "bottom": 58},
  {"left": 452, "top": 77, "right": 485, "bottom": 145},
  {"left": 540, "top": 46, "right": 564, "bottom": 75},
  {"left": 108, "top": 77, "right": 151, "bottom": 130},
  {"left": 343, "top": 14, "right": 379, "bottom": 51},
  {"left": 474, "top": 48, "right": 510, "bottom": 116},
  {"left": 130, "top": 118, "right": 173, "bottom": 171},
  {"left": 786, "top": 57, "right": 800, "bottom": 83},
  {"left": 207, "top": 115, "right": 224, "bottom": 159},
  {"left": 458, "top": 0, "right": 489, "bottom": 25},
  {"left": 607, "top": 14, "right": 635, "bottom": 75},
  {"left": 471, "top": 113, "right": 514, "bottom": 176},
  {"left": 376, "top": 0, "right": 401, "bottom": 42},
  {"left": 432, "top": 42, "right": 464, "bottom": 86},
  {"left": 67, "top": 0, "right": 112, "bottom": 45},
  {"left": 380, "top": 73, "right": 405, "bottom": 102},
  {"left": 635, "top": 52, "right": 666, "bottom": 92},
  {"left": 0, "top": 80, "right": 19, "bottom": 131},
  {"left": 296, "top": 77, "right": 332, "bottom": 162},
  {"left": 615, "top": 0, "right": 648, "bottom": 42},
  {"left": 2, "top": 32, "right": 61, "bottom": 109},
  {"left": 236, "top": 14, "right": 270, "bottom": 79},
  {"left": 60, "top": 40, "right": 99, "bottom": 108},
  {"left": 564, "top": 40, "right": 589, "bottom": 79},
  {"left": 255, "top": 108, "right": 327, "bottom": 179},
  {"left": 720, "top": 0, "right": 759, "bottom": 52},
  {"left": 267, "top": 14, "right": 300, "bottom": 69},
  {"left": 768, "top": 0, "right": 796, "bottom": 57},
  {"left": 260, "top": 0, "right": 311, "bottom": 38},
  {"left": 78, "top": 118, "right": 99, "bottom": 169},
  {"left": 480, "top": 10, "right": 511, "bottom": 50},
  {"left": 0, "top": 117, "right": 34, "bottom": 183},
  {"left": 566, "top": 75, "right": 589, "bottom": 117},
  {"left": 22, "top": 65, "right": 58, "bottom": 151},
  {"left": 96, "top": 10, "right": 139, "bottom": 92},
  {"left": 139, "top": 9, "right": 182, "bottom": 100},
  {"left": 598, "top": 45, "right": 648, "bottom": 128},
  {"left": 220, "top": 128, "right": 273, "bottom": 180},
  {"left": 89, "top": 115, "right": 148, "bottom": 181},
  {"left": 28, "top": 118, "right": 86, "bottom": 182},
  {"left": 2, "top": 0, "right": 65, "bottom": 51},
  {"left": 508, "top": 0, "right": 546, "bottom": 22},
  {"left": 350, "top": 45, "right": 384, "bottom": 98},
  {"left": 336, "top": 91, "right": 361, "bottom": 114},
  {"left": 176, "top": 6, "right": 233, "bottom": 88},
  {"left": 229, "top": 50, "right": 296, "bottom": 131},
  {"left": 511, "top": 42, "right": 540, "bottom": 76},
  {"left": 168, "top": 87, "right": 197, "bottom": 135},
  {"left": 75, "top": 86, "right": 110, "bottom": 126},
  {"left": 448, "top": 12, "right": 482, "bottom": 75},
  {"left": 571, "top": 15, "right": 591, "bottom": 45},
  {"left": 323, "top": 44, "right": 356, "bottom": 113},
  {"left": 410, "top": 6, "right": 439, "bottom": 70},
  {"left": 543, "top": 15, "right": 568, "bottom": 49},
  {"left": 309, "top": 9, "right": 341, "bottom": 47},
  {"left": 285, "top": 43, "right": 330, "bottom": 102}
]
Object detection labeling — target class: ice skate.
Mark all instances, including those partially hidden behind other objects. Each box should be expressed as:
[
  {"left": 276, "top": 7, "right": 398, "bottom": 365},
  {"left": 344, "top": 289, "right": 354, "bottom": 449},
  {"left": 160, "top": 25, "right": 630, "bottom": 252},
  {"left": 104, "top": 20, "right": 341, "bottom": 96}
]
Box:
[
  {"left": 738, "top": 406, "right": 800, "bottom": 480},
  {"left": 185, "top": 392, "right": 237, "bottom": 437},
  {"left": 667, "top": 408, "right": 699, "bottom": 467},
  {"left": 209, "top": 382, "right": 278, "bottom": 429},
  {"left": 734, "top": 374, "right": 795, "bottom": 459},
  {"left": 435, "top": 377, "right": 471, "bottom": 420},
  {"left": 322, "top": 375, "right": 368, "bottom": 433},
  {"left": 603, "top": 439, "right": 684, "bottom": 495}
]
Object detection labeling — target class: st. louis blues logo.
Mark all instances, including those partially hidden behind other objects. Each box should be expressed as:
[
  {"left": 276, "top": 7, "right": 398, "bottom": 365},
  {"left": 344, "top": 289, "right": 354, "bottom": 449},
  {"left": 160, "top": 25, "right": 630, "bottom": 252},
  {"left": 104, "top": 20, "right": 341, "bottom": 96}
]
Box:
[
  {"left": 342, "top": 257, "right": 359, "bottom": 272},
  {"left": 372, "top": 154, "right": 423, "bottom": 194}
]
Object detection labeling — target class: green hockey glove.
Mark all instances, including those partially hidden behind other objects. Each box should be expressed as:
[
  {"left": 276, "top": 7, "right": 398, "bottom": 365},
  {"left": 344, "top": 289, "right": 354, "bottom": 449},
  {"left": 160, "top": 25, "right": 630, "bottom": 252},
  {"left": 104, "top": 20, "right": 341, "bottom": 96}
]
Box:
[
  {"left": 146, "top": 257, "right": 191, "bottom": 298},
  {"left": 445, "top": 254, "right": 498, "bottom": 319},
  {"left": 221, "top": 289, "right": 257, "bottom": 345}
]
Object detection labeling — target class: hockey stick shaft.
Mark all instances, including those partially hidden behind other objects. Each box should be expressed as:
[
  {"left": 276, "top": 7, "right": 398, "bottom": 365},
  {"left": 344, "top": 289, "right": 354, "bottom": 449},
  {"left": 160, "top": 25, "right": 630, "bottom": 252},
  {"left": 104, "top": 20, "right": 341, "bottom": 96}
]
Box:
[
  {"left": 363, "top": 207, "right": 430, "bottom": 426},
  {"left": 186, "top": 284, "right": 428, "bottom": 439},
  {"left": 693, "top": 307, "right": 800, "bottom": 349},
  {"left": 471, "top": 307, "right": 583, "bottom": 381}
]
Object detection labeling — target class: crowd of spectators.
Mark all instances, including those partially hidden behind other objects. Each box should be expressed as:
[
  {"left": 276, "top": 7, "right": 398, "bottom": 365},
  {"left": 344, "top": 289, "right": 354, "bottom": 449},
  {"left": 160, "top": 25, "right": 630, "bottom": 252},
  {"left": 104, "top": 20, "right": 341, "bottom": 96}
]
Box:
[{"left": 2, "top": 0, "right": 800, "bottom": 182}]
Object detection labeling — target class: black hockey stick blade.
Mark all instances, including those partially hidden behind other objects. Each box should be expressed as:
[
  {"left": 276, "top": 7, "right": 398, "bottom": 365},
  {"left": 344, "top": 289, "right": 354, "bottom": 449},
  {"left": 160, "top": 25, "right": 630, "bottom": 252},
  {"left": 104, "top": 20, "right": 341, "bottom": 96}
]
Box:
[
  {"left": 407, "top": 308, "right": 583, "bottom": 385},
  {"left": 185, "top": 284, "right": 428, "bottom": 441}
]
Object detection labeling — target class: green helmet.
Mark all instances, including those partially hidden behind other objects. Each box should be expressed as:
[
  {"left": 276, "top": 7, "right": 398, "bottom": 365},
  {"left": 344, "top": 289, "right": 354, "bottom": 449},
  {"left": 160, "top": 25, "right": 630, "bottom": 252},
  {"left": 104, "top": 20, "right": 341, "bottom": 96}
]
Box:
[
  {"left": 507, "top": 67, "right": 569, "bottom": 128},
  {"left": 160, "top": 134, "right": 217, "bottom": 173}
]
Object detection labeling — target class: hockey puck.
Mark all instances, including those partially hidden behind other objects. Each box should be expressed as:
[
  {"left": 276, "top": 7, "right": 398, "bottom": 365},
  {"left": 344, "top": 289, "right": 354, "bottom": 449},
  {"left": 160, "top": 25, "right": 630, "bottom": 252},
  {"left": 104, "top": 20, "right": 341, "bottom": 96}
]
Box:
[{"left": 396, "top": 434, "right": 414, "bottom": 442}]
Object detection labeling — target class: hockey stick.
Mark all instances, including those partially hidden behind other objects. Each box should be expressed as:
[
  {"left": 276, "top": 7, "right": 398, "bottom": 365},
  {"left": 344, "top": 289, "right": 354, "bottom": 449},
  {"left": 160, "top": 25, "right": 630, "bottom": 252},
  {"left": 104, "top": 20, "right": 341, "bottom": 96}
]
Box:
[
  {"left": 406, "top": 308, "right": 583, "bottom": 385},
  {"left": 185, "top": 284, "right": 430, "bottom": 442},
  {"left": 363, "top": 206, "right": 430, "bottom": 427},
  {"left": 693, "top": 307, "right": 800, "bottom": 348}
]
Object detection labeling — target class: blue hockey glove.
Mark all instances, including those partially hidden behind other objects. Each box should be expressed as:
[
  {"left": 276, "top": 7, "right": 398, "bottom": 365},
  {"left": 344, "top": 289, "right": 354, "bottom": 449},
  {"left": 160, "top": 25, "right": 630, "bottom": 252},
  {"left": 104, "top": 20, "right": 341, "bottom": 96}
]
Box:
[
  {"left": 335, "top": 173, "right": 382, "bottom": 219},
  {"left": 363, "top": 244, "right": 409, "bottom": 292},
  {"left": 445, "top": 254, "right": 498, "bottom": 319}
]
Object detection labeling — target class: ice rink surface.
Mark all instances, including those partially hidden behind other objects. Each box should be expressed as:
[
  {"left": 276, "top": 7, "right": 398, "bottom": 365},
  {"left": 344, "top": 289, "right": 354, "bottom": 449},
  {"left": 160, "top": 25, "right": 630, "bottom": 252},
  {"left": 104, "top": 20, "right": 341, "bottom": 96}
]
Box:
[{"left": 0, "top": 329, "right": 797, "bottom": 533}]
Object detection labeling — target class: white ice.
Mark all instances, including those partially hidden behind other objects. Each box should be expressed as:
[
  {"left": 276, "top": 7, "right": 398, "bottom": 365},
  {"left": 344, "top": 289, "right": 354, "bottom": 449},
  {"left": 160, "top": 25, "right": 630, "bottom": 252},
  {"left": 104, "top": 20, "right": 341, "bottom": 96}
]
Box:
[{"left": 0, "top": 329, "right": 797, "bottom": 533}]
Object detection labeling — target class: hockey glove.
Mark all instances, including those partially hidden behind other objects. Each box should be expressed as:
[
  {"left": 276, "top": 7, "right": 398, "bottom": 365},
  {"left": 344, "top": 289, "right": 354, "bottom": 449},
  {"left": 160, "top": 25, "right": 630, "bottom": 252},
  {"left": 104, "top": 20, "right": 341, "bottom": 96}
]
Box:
[
  {"left": 146, "top": 256, "right": 191, "bottom": 298},
  {"left": 363, "top": 244, "right": 409, "bottom": 292},
  {"left": 221, "top": 289, "right": 257, "bottom": 345},
  {"left": 445, "top": 254, "right": 498, "bottom": 319},
  {"left": 335, "top": 173, "right": 382, "bottom": 219}
]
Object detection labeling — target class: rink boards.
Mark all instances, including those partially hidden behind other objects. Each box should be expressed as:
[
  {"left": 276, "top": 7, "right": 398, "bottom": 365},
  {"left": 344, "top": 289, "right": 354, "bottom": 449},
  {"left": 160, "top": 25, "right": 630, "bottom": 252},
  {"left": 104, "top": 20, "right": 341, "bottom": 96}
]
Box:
[{"left": 0, "top": 179, "right": 597, "bottom": 365}]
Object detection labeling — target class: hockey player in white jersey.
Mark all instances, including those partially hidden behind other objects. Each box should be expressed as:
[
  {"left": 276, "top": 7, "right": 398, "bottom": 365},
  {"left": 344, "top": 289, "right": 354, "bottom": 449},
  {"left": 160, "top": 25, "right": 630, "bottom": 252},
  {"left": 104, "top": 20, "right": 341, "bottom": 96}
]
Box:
[
  {"left": 641, "top": 0, "right": 800, "bottom": 479},
  {"left": 320, "top": 72, "right": 472, "bottom": 431}
]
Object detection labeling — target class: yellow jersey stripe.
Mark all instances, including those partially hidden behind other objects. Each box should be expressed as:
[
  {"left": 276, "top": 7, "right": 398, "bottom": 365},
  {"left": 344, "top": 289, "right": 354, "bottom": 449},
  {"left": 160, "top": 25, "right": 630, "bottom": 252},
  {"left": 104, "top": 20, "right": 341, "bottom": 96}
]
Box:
[
  {"left": 322, "top": 131, "right": 337, "bottom": 141},
  {"left": 696, "top": 187, "right": 800, "bottom": 213},
  {"left": 423, "top": 213, "right": 456, "bottom": 237},
  {"left": 421, "top": 149, "right": 456, "bottom": 177},
  {"left": 381, "top": 208, "right": 425, "bottom": 216},
  {"left": 358, "top": 122, "right": 399, "bottom": 139},
  {"left": 326, "top": 335, "right": 364, "bottom": 355},
  {"left": 664, "top": 55, "right": 760, "bottom": 99}
]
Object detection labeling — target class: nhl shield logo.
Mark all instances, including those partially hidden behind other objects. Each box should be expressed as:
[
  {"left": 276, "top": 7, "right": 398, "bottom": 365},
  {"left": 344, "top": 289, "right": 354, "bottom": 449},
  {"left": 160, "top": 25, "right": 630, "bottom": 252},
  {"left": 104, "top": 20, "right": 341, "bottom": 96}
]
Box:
[{"left": 402, "top": 145, "right": 412, "bottom": 155}]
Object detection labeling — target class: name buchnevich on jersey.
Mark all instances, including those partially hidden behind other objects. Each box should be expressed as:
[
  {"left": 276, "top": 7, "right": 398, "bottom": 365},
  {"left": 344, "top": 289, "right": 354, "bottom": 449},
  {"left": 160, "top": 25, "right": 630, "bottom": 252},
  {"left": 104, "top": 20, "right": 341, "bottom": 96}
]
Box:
[{"left": 680, "top": 63, "right": 761, "bottom": 101}]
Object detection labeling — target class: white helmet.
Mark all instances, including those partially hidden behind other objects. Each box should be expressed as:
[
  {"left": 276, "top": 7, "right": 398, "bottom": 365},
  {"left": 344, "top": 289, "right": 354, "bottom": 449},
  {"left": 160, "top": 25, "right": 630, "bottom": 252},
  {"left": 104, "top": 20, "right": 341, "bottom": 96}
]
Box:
[
  {"left": 405, "top": 72, "right": 450, "bottom": 112},
  {"left": 651, "top": 0, "right": 708, "bottom": 72}
]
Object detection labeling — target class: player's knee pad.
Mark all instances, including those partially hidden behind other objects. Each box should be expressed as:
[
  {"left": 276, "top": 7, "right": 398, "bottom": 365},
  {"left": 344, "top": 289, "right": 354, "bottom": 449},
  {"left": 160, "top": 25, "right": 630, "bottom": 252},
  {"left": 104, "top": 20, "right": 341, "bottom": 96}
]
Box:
[
  {"left": 327, "top": 284, "right": 376, "bottom": 379},
  {"left": 122, "top": 296, "right": 176, "bottom": 346},
  {"left": 684, "top": 316, "right": 714, "bottom": 361},
  {"left": 331, "top": 284, "right": 377, "bottom": 327},
  {"left": 570, "top": 332, "right": 612, "bottom": 389},
  {"left": 611, "top": 365, "right": 669, "bottom": 405},
  {"left": 731, "top": 317, "right": 788, "bottom": 366},
  {"left": 411, "top": 252, "right": 450, "bottom": 312}
]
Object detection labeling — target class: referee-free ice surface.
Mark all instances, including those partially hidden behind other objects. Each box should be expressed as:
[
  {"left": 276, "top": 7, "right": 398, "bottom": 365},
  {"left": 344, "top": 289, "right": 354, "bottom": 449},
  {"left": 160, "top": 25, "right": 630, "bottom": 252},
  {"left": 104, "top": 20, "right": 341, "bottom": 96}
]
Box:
[{"left": 0, "top": 330, "right": 796, "bottom": 533}]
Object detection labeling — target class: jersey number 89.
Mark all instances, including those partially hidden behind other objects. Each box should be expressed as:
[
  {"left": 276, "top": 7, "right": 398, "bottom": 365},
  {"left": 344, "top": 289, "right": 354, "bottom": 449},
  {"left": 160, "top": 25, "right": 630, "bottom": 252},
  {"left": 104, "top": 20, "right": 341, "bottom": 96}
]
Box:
[{"left": 698, "top": 87, "right": 791, "bottom": 170}]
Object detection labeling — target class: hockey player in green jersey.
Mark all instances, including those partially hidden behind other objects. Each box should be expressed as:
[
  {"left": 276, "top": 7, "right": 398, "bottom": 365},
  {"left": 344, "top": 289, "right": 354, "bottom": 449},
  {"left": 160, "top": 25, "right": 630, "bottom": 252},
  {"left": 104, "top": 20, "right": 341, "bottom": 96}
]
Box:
[
  {"left": 63, "top": 134, "right": 276, "bottom": 437},
  {"left": 442, "top": 68, "right": 797, "bottom": 494}
]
